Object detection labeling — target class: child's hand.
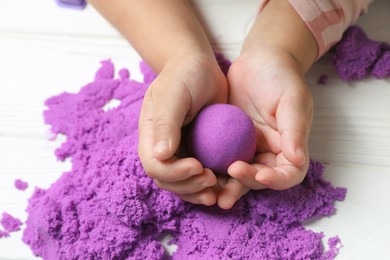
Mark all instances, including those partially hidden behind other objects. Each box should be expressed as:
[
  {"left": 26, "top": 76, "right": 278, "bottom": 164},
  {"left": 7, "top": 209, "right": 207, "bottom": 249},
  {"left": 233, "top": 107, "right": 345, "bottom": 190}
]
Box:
[
  {"left": 215, "top": 0, "right": 317, "bottom": 207},
  {"left": 89, "top": 0, "right": 231, "bottom": 205},
  {"left": 226, "top": 47, "right": 313, "bottom": 192},
  {"left": 138, "top": 53, "right": 228, "bottom": 206}
]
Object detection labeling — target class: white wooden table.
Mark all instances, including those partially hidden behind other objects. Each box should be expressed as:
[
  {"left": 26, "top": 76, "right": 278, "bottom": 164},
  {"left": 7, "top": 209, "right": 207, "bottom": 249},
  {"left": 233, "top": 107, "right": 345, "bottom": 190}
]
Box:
[{"left": 0, "top": 0, "right": 389, "bottom": 259}]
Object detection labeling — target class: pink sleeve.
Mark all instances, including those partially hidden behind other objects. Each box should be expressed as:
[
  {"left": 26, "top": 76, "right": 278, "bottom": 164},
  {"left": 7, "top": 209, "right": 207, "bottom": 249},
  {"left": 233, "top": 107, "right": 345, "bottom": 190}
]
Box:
[{"left": 288, "top": 0, "right": 374, "bottom": 57}]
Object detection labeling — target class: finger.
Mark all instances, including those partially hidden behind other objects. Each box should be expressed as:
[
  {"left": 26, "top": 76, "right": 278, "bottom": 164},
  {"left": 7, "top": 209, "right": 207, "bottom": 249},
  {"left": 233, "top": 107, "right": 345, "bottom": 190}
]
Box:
[
  {"left": 276, "top": 89, "right": 313, "bottom": 166},
  {"left": 228, "top": 161, "right": 268, "bottom": 190},
  {"left": 138, "top": 93, "right": 203, "bottom": 182},
  {"left": 255, "top": 125, "right": 281, "bottom": 154},
  {"left": 217, "top": 178, "right": 249, "bottom": 210},
  {"left": 178, "top": 187, "right": 218, "bottom": 206},
  {"left": 154, "top": 168, "right": 217, "bottom": 194},
  {"left": 255, "top": 162, "right": 307, "bottom": 190},
  {"left": 151, "top": 81, "right": 191, "bottom": 161},
  {"left": 145, "top": 156, "right": 204, "bottom": 182},
  {"left": 138, "top": 88, "right": 154, "bottom": 160},
  {"left": 254, "top": 152, "right": 277, "bottom": 168}
]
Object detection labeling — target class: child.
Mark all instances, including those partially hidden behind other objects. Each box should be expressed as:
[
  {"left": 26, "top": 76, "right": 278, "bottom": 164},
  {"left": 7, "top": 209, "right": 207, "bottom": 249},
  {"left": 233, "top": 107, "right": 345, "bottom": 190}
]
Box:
[{"left": 90, "top": 0, "right": 373, "bottom": 209}]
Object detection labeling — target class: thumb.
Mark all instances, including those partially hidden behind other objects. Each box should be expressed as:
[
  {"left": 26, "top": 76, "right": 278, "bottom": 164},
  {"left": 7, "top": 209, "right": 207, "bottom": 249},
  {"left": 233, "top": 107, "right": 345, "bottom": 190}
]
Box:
[
  {"left": 277, "top": 91, "right": 313, "bottom": 166},
  {"left": 152, "top": 86, "right": 191, "bottom": 161}
]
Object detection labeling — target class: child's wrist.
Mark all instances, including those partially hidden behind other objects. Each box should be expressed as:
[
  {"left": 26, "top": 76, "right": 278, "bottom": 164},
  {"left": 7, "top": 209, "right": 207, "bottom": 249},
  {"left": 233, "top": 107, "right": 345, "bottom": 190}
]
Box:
[
  {"left": 164, "top": 50, "right": 221, "bottom": 76},
  {"left": 242, "top": 0, "right": 318, "bottom": 73},
  {"left": 240, "top": 45, "right": 306, "bottom": 77}
]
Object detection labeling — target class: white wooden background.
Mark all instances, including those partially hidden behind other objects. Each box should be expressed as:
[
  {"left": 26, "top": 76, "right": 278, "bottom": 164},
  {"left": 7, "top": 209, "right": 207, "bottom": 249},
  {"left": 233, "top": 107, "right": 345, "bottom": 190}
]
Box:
[{"left": 0, "top": 0, "right": 389, "bottom": 259}]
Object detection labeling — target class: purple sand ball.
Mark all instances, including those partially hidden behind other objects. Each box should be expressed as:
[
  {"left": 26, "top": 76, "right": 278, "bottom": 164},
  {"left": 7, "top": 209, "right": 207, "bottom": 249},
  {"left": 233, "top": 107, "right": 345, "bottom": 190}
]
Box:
[{"left": 188, "top": 104, "right": 256, "bottom": 174}]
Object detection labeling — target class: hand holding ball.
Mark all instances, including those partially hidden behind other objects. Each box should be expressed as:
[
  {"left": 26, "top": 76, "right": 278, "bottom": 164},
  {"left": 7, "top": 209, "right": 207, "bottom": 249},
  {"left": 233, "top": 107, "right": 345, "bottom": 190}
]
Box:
[{"left": 187, "top": 104, "right": 256, "bottom": 174}]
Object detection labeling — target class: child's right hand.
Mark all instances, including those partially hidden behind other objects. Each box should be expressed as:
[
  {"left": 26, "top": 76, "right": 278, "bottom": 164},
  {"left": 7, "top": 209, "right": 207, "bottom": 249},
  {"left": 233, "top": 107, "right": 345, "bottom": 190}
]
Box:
[
  {"left": 90, "top": 0, "right": 239, "bottom": 207},
  {"left": 138, "top": 53, "right": 228, "bottom": 206}
]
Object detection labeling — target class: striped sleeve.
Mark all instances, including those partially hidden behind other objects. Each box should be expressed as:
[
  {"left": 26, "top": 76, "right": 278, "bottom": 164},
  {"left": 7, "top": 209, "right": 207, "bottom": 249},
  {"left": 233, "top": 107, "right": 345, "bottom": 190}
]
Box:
[{"left": 287, "top": 0, "right": 374, "bottom": 57}]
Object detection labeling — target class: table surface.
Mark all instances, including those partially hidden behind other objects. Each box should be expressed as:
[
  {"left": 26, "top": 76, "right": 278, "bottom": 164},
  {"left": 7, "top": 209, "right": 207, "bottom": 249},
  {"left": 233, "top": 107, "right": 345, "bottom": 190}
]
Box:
[{"left": 0, "top": 0, "right": 389, "bottom": 259}]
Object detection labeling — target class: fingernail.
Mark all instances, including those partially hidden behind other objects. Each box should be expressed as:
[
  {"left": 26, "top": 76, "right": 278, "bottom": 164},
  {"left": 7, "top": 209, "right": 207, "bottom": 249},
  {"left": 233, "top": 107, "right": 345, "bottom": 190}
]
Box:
[
  {"left": 189, "top": 167, "right": 203, "bottom": 176},
  {"left": 154, "top": 140, "right": 169, "bottom": 155}
]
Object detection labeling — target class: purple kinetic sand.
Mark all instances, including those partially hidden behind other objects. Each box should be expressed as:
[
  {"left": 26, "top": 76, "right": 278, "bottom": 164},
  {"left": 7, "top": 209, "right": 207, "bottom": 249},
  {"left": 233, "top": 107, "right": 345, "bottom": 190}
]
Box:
[
  {"left": 323, "top": 236, "right": 343, "bottom": 259},
  {"left": 14, "top": 179, "right": 29, "bottom": 191},
  {"left": 22, "top": 60, "right": 346, "bottom": 259},
  {"left": 317, "top": 74, "right": 329, "bottom": 85},
  {"left": 215, "top": 52, "right": 231, "bottom": 75},
  {"left": 1, "top": 212, "right": 22, "bottom": 235},
  {"left": 333, "top": 26, "right": 390, "bottom": 81},
  {"left": 56, "top": 0, "right": 86, "bottom": 9},
  {"left": 0, "top": 230, "right": 8, "bottom": 239}
]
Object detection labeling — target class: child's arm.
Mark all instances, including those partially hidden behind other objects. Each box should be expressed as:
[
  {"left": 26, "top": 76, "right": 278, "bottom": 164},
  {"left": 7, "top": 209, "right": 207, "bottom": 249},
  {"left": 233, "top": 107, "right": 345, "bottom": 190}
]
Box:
[
  {"left": 89, "top": 0, "right": 215, "bottom": 71},
  {"left": 90, "top": 0, "right": 228, "bottom": 206}
]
